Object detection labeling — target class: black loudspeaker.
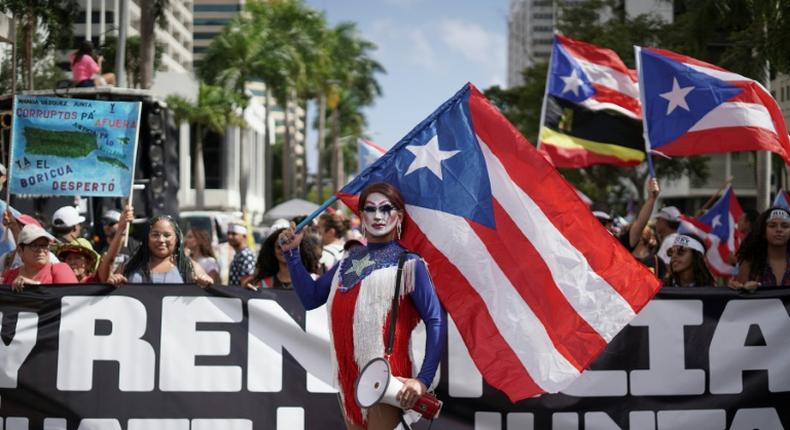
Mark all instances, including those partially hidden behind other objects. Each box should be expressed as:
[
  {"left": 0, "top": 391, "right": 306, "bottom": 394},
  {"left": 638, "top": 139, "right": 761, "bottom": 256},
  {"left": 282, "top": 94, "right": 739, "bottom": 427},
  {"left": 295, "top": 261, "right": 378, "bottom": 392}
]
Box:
[{"left": 136, "top": 101, "right": 179, "bottom": 217}]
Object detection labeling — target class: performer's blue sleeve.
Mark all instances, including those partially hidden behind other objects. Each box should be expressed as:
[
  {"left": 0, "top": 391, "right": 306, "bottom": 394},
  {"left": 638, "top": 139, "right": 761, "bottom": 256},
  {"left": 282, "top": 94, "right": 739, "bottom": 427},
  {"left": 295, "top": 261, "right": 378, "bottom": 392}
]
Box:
[
  {"left": 285, "top": 248, "right": 337, "bottom": 310},
  {"left": 409, "top": 256, "right": 446, "bottom": 388}
]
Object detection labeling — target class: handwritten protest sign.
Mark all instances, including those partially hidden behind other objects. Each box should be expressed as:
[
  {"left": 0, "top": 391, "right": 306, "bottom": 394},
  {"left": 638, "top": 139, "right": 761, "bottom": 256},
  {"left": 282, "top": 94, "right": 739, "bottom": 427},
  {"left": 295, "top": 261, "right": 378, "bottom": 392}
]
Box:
[{"left": 8, "top": 95, "right": 141, "bottom": 197}]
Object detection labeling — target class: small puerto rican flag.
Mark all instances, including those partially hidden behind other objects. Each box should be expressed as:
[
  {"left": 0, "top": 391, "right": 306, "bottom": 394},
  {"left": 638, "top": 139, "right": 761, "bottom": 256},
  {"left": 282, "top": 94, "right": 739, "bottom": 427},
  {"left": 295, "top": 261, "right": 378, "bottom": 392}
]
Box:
[{"left": 357, "top": 138, "right": 386, "bottom": 174}]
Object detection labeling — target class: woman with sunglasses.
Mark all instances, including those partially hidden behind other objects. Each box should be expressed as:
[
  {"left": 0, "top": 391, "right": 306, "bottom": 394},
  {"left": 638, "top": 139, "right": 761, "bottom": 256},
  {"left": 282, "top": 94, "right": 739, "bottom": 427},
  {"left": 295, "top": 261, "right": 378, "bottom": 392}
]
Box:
[
  {"left": 99, "top": 206, "right": 212, "bottom": 286},
  {"left": 279, "top": 182, "right": 446, "bottom": 430},
  {"left": 3, "top": 224, "right": 78, "bottom": 291},
  {"left": 663, "top": 234, "right": 714, "bottom": 287}
]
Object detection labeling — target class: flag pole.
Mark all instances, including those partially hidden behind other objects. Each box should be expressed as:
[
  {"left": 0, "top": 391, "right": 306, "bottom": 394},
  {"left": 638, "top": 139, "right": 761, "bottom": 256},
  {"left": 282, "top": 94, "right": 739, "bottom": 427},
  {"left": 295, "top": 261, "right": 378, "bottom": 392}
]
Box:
[
  {"left": 295, "top": 195, "right": 337, "bottom": 233},
  {"left": 634, "top": 46, "right": 655, "bottom": 178},
  {"left": 536, "top": 33, "right": 558, "bottom": 150},
  {"left": 695, "top": 176, "right": 733, "bottom": 216},
  {"left": 123, "top": 102, "right": 143, "bottom": 247}
]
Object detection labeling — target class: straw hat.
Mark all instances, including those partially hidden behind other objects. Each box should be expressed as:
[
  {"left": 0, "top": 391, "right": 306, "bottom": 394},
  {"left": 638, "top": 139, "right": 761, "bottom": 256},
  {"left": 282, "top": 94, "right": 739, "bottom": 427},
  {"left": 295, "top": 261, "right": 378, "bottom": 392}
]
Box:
[{"left": 57, "top": 238, "right": 100, "bottom": 272}]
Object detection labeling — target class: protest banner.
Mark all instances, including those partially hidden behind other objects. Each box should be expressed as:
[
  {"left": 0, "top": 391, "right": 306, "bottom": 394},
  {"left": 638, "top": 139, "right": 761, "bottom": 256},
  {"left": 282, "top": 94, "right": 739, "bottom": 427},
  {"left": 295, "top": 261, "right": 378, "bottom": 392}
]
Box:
[
  {"left": 8, "top": 95, "right": 141, "bottom": 197},
  {"left": 0, "top": 285, "right": 787, "bottom": 429}
]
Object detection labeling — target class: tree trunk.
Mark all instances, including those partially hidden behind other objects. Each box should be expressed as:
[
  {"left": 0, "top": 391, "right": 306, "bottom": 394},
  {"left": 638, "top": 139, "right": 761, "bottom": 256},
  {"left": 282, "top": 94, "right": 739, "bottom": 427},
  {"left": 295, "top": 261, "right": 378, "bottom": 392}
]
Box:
[
  {"left": 239, "top": 121, "right": 248, "bottom": 212},
  {"left": 24, "top": 15, "right": 33, "bottom": 91},
  {"left": 316, "top": 92, "right": 326, "bottom": 202},
  {"left": 264, "top": 90, "right": 273, "bottom": 210},
  {"left": 194, "top": 125, "right": 206, "bottom": 209},
  {"left": 282, "top": 95, "right": 293, "bottom": 199},
  {"left": 300, "top": 99, "right": 308, "bottom": 199},
  {"left": 138, "top": 0, "right": 156, "bottom": 89},
  {"left": 330, "top": 107, "right": 340, "bottom": 191}
]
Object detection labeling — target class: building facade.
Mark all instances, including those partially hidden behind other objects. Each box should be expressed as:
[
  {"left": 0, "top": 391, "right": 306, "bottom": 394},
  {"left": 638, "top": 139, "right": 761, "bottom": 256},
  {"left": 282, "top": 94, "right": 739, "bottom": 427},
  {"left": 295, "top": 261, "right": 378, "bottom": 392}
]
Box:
[
  {"left": 506, "top": 0, "right": 672, "bottom": 88},
  {"left": 74, "top": 0, "right": 194, "bottom": 73},
  {"left": 192, "top": 0, "right": 244, "bottom": 63}
]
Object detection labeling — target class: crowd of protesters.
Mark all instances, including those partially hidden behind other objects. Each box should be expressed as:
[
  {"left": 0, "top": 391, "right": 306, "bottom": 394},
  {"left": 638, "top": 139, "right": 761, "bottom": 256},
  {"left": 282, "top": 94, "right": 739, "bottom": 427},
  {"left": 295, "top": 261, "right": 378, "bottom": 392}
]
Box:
[
  {"left": 0, "top": 172, "right": 784, "bottom": 291},
  {"left": 593, "top": 178, "right": 780, "bottom": 289}
]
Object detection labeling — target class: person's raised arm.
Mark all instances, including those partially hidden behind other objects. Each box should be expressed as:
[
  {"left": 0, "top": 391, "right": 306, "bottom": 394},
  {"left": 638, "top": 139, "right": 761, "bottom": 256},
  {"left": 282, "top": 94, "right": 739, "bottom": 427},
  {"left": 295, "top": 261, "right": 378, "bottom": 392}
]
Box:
[
  {"left": 627, "top": 177, "right": 660, "bottom": 249},
  {"left": 4, "top": 210, "right": 22, "bottom": 242},
  {"left": 97, "top": 205, "right": 132, "bottom": 283},
  {"left": 279, "top": 227, "right": 335, "bottom": 310}
]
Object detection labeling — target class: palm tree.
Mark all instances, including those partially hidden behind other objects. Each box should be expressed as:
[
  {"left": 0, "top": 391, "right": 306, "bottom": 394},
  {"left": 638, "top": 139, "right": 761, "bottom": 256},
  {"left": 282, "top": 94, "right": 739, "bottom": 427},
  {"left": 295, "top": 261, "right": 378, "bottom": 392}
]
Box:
[
  {"left": 139, "top": 0, "right": 168, "bottom": 89},
  {"left": 199, "top": 0, "right": 320, "bottom": 204},
  {"left": 244, "top": 0, "right": 326, "bottom": 201},
  {"left": 320, "top": 22, "right": 383, "bottom": 192},
  {"left": 166, "top": 83, "right": 243, "bottom": 209},
  {"left": 0, "top": 0, "right": 78, "bottom": 90},
  {"left": 199, "top": 15, "right": 262, "bottom": 211}
]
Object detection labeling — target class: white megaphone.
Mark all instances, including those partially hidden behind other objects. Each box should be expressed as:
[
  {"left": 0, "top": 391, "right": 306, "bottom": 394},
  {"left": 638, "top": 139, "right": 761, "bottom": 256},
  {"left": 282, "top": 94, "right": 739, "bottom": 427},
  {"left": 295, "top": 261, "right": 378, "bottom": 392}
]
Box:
[{"left": 354, "top": 357, "right": 442, "bottom": 420}]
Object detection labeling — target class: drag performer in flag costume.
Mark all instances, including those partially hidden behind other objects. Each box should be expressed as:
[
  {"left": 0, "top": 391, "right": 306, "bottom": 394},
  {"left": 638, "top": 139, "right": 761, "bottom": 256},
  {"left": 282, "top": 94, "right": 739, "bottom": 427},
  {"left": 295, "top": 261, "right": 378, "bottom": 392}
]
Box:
[{"left": 279, "top": 182, "right": 446, "bottom": 430}]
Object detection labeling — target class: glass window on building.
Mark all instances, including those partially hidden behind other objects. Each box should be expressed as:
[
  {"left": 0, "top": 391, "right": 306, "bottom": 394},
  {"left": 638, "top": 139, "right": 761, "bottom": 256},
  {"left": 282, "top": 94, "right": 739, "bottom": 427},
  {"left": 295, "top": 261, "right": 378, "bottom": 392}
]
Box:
[
  {"left": 190, "top": 125, "right": 224, "bottom": 189},
  {"left": 194, "top": 4, "right": 242, "bottom": 12},
  {"left": 193, "top": 18, "right": 230, "bottom": 26}
]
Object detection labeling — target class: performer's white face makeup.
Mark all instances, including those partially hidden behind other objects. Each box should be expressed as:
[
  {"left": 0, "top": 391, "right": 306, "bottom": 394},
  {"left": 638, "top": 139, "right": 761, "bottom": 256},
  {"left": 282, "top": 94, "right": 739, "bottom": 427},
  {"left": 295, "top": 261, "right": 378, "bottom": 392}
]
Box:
[{"left": 362, "top": 192, "right": 402, "bottom": 241}]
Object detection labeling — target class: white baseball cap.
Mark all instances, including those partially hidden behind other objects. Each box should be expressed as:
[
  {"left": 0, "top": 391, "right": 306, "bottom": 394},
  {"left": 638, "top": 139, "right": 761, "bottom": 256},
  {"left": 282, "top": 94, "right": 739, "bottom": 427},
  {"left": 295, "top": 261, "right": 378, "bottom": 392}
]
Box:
[
  {"left": 102, "top": 209, "right": 122, "bottom": 223},
  {"left": 592, "top": 211, "right": 612, "bottom": 222},
  {"left": 17, "top": 224, "right": 55, "bottom": 245},
  {"left": 655, "top": 206, "right": 681, "bottom": 222},
  {"left": 52, "top": 206, "right": 86, "bottom": 228}
]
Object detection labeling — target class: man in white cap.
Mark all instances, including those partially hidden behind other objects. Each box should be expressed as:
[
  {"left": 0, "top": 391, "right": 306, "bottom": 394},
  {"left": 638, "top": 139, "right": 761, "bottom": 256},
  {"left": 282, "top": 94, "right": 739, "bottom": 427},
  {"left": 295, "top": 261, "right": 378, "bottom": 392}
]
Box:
[
  {"left": 94, "top": 209, "right": 122, "bottom": 253},
  {"left": 51, "top": 205, "right": 86, "bottom": 244},
  {"left": 655, "top": 205, "right": 682, "bottom": 265},
  {"left": 227, "top": 222, "right": 255, "bottom": 286},
  {"left": 592, "top": 211, "right": 616, "bottom": 235}
]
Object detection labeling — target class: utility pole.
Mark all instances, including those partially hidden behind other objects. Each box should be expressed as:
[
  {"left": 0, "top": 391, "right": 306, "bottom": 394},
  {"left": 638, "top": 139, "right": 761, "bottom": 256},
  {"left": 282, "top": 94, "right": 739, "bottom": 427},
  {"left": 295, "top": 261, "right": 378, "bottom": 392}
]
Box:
[
  {"left": 114, "top": 0, "right": 128, "bottom": 88},
  {"left": 756, "top": 61, "right": 772, "bottom": 211}
]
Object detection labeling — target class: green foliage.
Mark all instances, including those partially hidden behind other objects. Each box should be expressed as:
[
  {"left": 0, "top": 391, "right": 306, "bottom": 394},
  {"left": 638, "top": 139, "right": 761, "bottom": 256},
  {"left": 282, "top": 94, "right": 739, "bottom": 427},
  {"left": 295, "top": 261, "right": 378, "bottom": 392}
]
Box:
[
  {"left": 0, "top": 0, "right": 79, "bottom": 48},
  {"left": 484, "top": 64, "right": 547, "bottom": 143},
  {"left": 667, "top": 0, "right": 790, "bottom": 80},
  {"left": 0, "top": 32, "right": 66, "bottom": 94},
  {"left": 100, "top": 35, "right": 164, "bottom": 88},
  {"left": 199, "top": 0, "right": 384, "bottom": 202},
  {"left": 166, "top": 83, "right": 244, "bottom": 135}
]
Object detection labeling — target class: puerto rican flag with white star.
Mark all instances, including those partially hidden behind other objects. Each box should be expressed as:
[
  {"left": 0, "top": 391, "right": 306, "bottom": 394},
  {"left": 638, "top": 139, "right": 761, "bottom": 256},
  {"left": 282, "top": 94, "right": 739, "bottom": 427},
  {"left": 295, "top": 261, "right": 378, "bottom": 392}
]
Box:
[
  {"left": 337, "top": 83, "right": 662, "bottom": 400},
  {"left": 548, "top": 34, "right": 641, "bottom": 119},
  {"left": 357, "top": 138, "right": 387, "bottom": 173},
  {"left": 679, "top": 186, "right": 744, "bottom": 277},
  {"left": 636, "top": 46, "right": 790, "bottom": 164}
]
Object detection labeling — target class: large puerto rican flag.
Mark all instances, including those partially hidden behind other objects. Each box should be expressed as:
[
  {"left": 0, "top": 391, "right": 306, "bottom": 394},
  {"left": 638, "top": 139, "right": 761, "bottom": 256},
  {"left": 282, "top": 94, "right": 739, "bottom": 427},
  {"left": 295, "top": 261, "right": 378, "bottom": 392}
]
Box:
[
  {"left": 679, "top": 186, "right": 744, "bottom": 277},
  {"left": 636, "top": 46, "right": 790, "bottom": 164},
  {"left": 337, "top": 83, "right": 661, "bottom": 400}
]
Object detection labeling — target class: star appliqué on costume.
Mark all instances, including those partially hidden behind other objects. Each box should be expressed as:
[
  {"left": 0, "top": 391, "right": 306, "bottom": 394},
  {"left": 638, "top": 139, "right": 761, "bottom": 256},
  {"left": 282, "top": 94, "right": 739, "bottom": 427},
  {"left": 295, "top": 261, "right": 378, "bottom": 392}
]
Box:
[
  {"left": 345, "top": 254, "right": 375, "bottom": 277},
  {"left": 404, "top": 134, "right": 460, "bottom": 181},
  {"left": 560, "top": 69, "right": 584, "bottom": 96},
  {"left": 660, "top": 77, "right": 694, "bottom": 115}
]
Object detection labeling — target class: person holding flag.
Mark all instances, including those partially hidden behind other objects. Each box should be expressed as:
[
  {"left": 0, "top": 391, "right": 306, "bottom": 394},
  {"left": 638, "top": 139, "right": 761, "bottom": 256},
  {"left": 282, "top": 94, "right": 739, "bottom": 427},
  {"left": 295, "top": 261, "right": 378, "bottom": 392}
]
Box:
[{"left": 279, "top": 182, "right": 445, "bottom": 430}]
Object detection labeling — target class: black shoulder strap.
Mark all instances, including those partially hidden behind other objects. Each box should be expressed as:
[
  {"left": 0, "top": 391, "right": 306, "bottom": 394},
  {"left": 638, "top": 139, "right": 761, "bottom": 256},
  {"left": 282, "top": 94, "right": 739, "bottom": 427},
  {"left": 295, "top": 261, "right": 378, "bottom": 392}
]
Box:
[{"left": 386, "top": 252, "right": 408, "bottom": 356}]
